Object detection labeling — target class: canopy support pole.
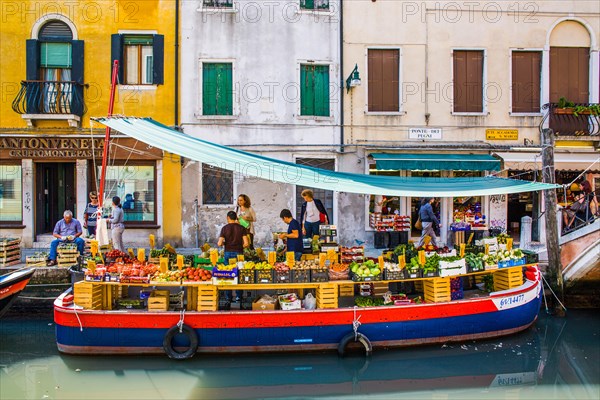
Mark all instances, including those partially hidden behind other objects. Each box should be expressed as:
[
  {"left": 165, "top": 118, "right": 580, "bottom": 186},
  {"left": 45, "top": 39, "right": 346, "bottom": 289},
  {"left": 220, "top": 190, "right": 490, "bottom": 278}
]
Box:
[
  {"left": 541, "top": 128, "right": 565, "bottom": 316},
  {"left": 98, "top": 60, "right": 119, "bottom": 212}
]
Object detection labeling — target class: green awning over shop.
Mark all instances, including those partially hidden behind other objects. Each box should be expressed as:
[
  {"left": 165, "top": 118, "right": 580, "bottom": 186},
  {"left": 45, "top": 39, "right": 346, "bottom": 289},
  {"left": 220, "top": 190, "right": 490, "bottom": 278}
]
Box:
[
  {"left": 371, "top": 153, "right": 501, "bottom": 172},
  {"left": 93, "top": 117, "right": 559, "bottom": 197}
]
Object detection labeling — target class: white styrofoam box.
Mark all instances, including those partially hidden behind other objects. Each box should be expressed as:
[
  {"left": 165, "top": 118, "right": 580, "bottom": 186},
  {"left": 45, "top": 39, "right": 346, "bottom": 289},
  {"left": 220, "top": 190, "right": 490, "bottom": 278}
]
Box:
[
  {"left": 439, "top": 259, "right": 467, "bottom": 277},
  {"left": 279, "top": 297, "right": 301, "bottom": 310}
]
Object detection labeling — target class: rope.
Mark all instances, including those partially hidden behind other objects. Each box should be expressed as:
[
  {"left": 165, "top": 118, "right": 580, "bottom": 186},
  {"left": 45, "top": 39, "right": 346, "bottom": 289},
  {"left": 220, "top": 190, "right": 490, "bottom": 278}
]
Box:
[
  {"left": 541, "top": 274, "right": 568, "bottom": 312},
  {"left": 352, "top": 306, "right": 362, "bottom": 341},
  {"left": 177, "top": 308, "right": 186, "bottom": 333},
  {"left": 74, "top": 307, "right": 83, "bottom": 332},
  {"left": 541, "top": 278, "right": 550, "bottom": 315}
]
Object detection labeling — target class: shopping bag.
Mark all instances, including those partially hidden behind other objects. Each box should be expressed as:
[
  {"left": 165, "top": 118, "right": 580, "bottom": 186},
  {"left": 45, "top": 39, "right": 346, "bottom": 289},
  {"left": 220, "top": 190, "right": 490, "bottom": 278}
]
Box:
[
  {"left": 304, "top": 293, "right": 316, "bottom": 310},
  {"left": 96, "top": 218, "right": 110, "bottom": 247},
  {"left": 238, "top": 217, "right": 250, "bottom": 229},
  {"left": 415, "top": 217, "right": 422, "bottom": 230},
  {"left": 319, "top": 212, "right": 327, "bottom": 223}
]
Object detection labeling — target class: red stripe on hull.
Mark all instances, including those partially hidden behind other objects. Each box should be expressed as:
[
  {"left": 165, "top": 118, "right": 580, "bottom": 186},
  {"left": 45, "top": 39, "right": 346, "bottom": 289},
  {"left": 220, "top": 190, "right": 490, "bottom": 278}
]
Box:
[
  {"left": 0, "top": 280, "right": 29, "bottom": 301},
  {"left": 54, "top": 297, "right": 500, "bottom": 329}
]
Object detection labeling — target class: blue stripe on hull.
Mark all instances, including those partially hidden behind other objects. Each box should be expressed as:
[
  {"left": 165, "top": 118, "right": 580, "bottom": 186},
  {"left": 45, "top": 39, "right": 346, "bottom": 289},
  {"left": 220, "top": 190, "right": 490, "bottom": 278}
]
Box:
[{"left": 57, "top": 296, "right": 541, "bottom": 350}]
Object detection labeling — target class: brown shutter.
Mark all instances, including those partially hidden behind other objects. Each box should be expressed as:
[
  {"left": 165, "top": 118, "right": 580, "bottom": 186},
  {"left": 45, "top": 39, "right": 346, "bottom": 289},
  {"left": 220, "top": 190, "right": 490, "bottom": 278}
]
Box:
[
  {"left": 368, "top": 49, "right": 399, "bottom": 112},
  {"left": 453, "top": 50, "right": 483, "bottom": 113},
  {"left": 550, "top": 47, "right": 590, "bottom": 103},
  {"left": 512, "top": 51, "right": 541, "bottom": 113}
]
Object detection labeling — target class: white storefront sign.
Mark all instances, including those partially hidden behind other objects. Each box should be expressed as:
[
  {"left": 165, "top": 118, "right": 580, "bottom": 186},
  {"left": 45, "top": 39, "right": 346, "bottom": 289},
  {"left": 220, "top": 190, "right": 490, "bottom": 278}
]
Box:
[{"left": 409, "top": 128, "right": 442, "bottom": 140}]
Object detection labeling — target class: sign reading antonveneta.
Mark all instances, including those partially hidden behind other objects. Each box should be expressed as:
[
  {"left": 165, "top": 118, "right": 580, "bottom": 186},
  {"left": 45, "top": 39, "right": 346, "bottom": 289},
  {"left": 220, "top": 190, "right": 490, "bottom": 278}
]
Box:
[{"left": 0, "top": 137, "right": 162, "bottom": 159}]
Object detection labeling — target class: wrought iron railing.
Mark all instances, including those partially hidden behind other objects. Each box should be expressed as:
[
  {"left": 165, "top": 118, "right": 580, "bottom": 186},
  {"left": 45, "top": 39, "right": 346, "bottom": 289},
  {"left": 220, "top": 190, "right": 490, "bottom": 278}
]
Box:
[
  {"left": 12, "top": 80, "right": 86, "bottom": 116},
  {"left": 541, "top": 102, "right": 600, "bottom": 137}
]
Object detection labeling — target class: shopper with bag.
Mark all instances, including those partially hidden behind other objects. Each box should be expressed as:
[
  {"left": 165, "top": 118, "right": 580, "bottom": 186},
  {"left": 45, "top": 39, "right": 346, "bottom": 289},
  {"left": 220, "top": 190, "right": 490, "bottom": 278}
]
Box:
[
  {"left": 416, "top": 197, "right": 439, "bottom": 248},
  {"left": 236, "top": 194, "right": 257, "bottom": 249},
  {"left": 300, "top": 189, "right": 329, "bottom": 240}
]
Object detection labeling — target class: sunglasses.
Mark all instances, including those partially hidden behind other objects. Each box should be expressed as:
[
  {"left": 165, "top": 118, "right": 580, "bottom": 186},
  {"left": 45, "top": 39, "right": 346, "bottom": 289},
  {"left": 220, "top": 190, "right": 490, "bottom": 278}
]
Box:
[{"left": 90, "top": 196, "right": 97, "bottom": 199}]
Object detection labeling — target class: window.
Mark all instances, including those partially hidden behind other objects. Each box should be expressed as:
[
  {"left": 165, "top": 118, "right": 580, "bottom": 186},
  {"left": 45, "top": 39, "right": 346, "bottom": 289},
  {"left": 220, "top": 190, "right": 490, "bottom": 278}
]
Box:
[
  {"left": 512, "top": 51, "right": 541, "bottom": 113},
  {"left": 300, "top": 64, "right": 330, "bottom": 117},
  {"left": 453, "top": 50, "right": 484, "bottom": 113},
  {"left": 0, "top": 165, "right": 22, "bottom": 222},
  {"left": 295, "top": 158, "right": 334, "bottom": 222},
  {"left": 368, "top": 49, "right": 400, "bottom": 112},
  {"left": 300, "top": 0, "right": 329, "bottom": 10},
  {"left": 202, "top": 63, "right": 233, "bottom": 116},
  {"left": 202, "top": 164, "right": 233, "bottom": 205},
  {"left": 550, "top": 47, "right": 589, "bottom": 103},
  {"left": 111, "top": 34, "right": 164, "bottom": 85},
  {"left": 98, "top": 165, "right": 156, "bottom": 223},
  {"left": 203, "top": 0, "right": 233, "bottom": 8}
]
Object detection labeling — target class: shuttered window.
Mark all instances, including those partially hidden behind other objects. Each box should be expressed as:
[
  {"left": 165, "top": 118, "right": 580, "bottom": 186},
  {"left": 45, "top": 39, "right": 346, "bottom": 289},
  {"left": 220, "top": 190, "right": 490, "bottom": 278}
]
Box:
[
  {"left": 549, "top": 47, "right": 589, "bottom": 103},
  {"left": 300, "top": 0, "right": 329, "bottom": 10},
  {"left": 300, "top": 65, "right": 330, "bottom": 117},
  {"left": 110, "top": 34, "right": 164, "bottom": 85},
  {"left": 202, "top": 63, "right": 233, "bottom": 116},
  {"left": 453, "top": 50, "right": 484, "bottom": 113},
  {"left": 368, "top": 49, "right": 400, "bottom": 112},
  {"left": 511, "top": 51, "right": 541, "bottom": 113}
]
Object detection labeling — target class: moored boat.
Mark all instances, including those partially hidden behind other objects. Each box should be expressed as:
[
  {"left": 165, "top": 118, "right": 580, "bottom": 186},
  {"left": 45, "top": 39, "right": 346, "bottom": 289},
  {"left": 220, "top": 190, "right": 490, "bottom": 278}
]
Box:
[
  {"left": 0, "top": 268, "right": 35, "bottom": 318},
  {"left": 54, "top": 266, "right": 542, "bottom": 357}
]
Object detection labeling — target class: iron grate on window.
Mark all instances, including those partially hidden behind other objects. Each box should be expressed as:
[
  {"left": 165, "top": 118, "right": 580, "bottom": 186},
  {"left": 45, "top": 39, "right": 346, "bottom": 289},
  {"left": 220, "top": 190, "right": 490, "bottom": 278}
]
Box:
[{"left": 202, "top": 164, "right": 233, "bottom": 205}]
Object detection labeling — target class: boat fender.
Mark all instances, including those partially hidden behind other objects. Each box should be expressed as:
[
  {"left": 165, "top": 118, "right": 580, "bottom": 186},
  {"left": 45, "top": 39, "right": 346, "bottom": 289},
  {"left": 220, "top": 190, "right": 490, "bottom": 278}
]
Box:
[
  {"left": 163, "top": 324, "right": 198, "bottom": 360},
  {"left": 338, "top": 332, "right": 372, "bottom": 357}
]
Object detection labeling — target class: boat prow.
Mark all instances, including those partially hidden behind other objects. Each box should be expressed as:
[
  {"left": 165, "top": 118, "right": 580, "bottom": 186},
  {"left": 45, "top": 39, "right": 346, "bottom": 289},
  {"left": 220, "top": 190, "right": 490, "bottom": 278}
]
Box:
[{"left": 0, "top": 268, "right": 35, "bottom": 318}]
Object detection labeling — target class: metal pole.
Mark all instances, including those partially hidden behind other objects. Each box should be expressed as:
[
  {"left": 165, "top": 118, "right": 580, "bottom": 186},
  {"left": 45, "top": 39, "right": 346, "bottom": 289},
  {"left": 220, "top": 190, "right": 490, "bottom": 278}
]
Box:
[
  {"left": 98, "top": 60, "right": 119, "bottom": 212},
  {"left": 541, "top": 128, "right": 565, "bottom": 315},
  {"left": 194, "top": 198, "right": 199, "bottom": 249}
]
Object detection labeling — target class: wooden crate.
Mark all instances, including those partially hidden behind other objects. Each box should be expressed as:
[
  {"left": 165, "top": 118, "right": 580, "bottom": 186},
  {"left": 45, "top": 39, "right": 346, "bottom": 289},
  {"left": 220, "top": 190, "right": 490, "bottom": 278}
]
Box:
[
  {"left": 339, "top": 283, "right": 354, "bottom": 297},
  {"left": 187, "top": 286, "right": 198, "bottom": 311},
  {"left": 414, "top": 280, "right": 424, "bottom": 292},
  {"left": 493, "top": 268, "right": 523, "bottom": 291},
  {"left": 0, "top": 259, "right": 21, "bottom": 267},
  {"left": 74, "top": 282, "right": 103, "bottom": 309},
  {"left": 316, "top": 283, "right": 338, "bottom": 309},
  {"left": 0, "top": 245, "right": 20, "bottom": 257},
  {"left": 0, "top": 238, "right": 21, "bottom": 249},
  {"left": 373, "top": 282, "right": 390, "bottom": 296},
  {"left": 197, "top": 285, "right": 218, "bottom": 312},
  {"left": 148, "top": 295, "right": 169, "bottom": 311},
  {"left": 423, "top": 277, "right": 451, "bottom": 303}
]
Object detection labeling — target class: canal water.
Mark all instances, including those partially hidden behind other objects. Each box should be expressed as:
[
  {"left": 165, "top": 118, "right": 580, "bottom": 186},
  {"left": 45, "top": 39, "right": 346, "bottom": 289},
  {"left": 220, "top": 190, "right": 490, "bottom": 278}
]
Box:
[{"left": 1, "top": 310, "right": 598, "bottom": 400}]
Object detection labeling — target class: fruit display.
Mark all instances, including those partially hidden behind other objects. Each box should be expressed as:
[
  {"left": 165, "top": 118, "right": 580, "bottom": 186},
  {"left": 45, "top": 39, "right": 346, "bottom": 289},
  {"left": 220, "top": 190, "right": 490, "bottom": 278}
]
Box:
[
  {"left": 350, "top": 260, "right": 382, "bottom": 281},
  {"left": 152, "top": 270, "right": 184, "bottom": 282},
  {"left": 481, "top": 249, "right": 525, "bottom": 267},
  {"left": 495, "top": 233, "right": 511, "bottom": 244},
  {"left": 273, "top": 262, "right": 290, "bottom": 272},
  {"left": 182, "top": 267, "right": 212, "bottom": 282},
  {"left": 295, "top": 260, "right": 318, "bottom": 270},
  {"left": 328, "top": 262, "right": 349, "bottom": 281}
]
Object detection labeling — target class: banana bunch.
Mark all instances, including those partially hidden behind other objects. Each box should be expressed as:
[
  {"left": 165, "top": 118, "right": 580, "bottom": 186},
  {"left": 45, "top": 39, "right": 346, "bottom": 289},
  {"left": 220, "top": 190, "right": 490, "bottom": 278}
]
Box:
[
  {"left": 254, "top": 261, "right": 273, "bottom": 270},
  {"left": 244, "top": 261, "right": 256, "bottom": 270},
  {"left": 216, "top": 263, "right": 236, "bottom": 271}
]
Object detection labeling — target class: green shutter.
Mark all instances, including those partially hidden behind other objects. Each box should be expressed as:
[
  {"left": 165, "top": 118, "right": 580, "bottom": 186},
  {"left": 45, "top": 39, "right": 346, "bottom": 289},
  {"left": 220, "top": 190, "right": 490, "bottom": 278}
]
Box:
[
  {"left": 301, "top": 0, "right": 315, "bottom": 9},
  {"left": 123, "top": 35, "right": 153, "bottom": 45},
  {"left": 216, "top": 63, "right": 233, "bottom": 115},
  {"left": 314, "top": 65, "right": 330, "bottom": 116},
  {"left": 204, "top": 63, "right": 232, "bottom": 115},
  {"left": 40, "top": 42, "right": 72, "bottom": 68},
  {"left": 301, "top": 65, "right": 315, "bottom": 116},
  {"left": 203, "top": 63, "right": 217, "bottom": 115}
]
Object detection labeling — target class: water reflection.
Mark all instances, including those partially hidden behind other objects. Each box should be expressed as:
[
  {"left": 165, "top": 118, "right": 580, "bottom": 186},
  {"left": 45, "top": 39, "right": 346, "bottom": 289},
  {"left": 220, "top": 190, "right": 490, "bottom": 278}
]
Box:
[{"left": 1, "top": 311, "right": 598, "bottom": 400}]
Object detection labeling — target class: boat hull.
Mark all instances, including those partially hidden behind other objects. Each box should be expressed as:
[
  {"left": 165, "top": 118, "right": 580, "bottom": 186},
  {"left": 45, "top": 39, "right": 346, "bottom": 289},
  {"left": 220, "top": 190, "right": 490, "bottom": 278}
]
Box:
[
  {"left": 0, "top": 268, "right": 35, "bottom": 318},
  {"left": 54, "top": 276, "right": 542, "bottom": 355}
]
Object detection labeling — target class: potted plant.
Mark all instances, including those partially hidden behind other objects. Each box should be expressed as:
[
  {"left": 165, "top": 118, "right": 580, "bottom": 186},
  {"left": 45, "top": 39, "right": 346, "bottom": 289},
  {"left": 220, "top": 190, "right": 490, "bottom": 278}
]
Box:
[{"left": 555, "top": 97, "right": 600, "bottom": 117}]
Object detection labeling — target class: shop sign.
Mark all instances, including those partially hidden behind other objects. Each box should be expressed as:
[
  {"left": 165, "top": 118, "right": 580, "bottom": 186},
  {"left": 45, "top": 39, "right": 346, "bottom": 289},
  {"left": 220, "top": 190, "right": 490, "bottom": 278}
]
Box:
[
  {"left": 486, "top": 129, "right": 518, "bottom": 140},
  {"left": 0, "top": 137, "right": 163, "bottom": 160},
  {"left": 409, "top": 128, "right": 442, "bottom": 140}
]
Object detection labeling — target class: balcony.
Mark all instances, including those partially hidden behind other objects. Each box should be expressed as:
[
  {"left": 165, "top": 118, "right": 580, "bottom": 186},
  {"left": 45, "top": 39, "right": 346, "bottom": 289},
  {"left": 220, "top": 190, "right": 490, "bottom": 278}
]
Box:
[
  {"left": 541, "top": 102, "right": 600, "bottom": 139},
  {"left": 12, "top": 80, "right": 86, "bottom": 127}
]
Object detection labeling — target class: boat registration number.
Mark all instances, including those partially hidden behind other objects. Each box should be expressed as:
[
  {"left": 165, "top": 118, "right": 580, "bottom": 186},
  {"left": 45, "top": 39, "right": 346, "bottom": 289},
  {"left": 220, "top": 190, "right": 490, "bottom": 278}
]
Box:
[{"left": 499, "top": 294, "right": 524, "bottom": 307}]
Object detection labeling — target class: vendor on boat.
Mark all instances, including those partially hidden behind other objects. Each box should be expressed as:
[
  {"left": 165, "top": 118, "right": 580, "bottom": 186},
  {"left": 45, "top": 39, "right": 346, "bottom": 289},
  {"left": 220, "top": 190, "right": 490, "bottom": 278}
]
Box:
[
  {"left": 279, "top": 209, "right": 303, "bottom": 261},
  {"left": 218, "top": 211, "right": 249, "bottom": 302},
  {"left": 47, "top": 210, "right": 85, "bottom": 266}
]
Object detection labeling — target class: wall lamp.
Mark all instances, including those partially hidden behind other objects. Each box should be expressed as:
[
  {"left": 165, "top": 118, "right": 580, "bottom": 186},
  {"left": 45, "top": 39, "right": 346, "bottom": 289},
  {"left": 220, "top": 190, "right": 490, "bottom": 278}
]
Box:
[{"left": 346, "top": 64, "right": 361, "bottom": 93}]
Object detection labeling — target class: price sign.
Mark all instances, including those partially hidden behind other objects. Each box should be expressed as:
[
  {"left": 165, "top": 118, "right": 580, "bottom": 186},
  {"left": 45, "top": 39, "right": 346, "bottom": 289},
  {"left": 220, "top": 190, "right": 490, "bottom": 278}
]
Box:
[
  {"left": 87, "top": 260, "right": 96, "bottom": 273},
  {"left": 237, "top": 254, "right": 245, "bottom": 262},
  {"left": 460, "top": 243, "right": 466, "bottom": 258},
  {"left": 378, "top": 255, "right": 384, "bottom": 269},
  {"left": 90, "top": 240, "right": 98, "bottom": 257},
  {"left": 485, "top": 244, "right": 490, "bottom": 255},
  {"left": 137, "top": 248, "right": 145, "bottom": 263},
  {"left": 399, "top": 255, "right": 406, "bottom": 269},
  {"left": 149, "top": 234, "right": 155, "bottom": 250},
  {"left": 159, "top": 257, "right": 169, "bottom": 273},
  {"left": 319, "top": 253, "right": 326, "bottom": 267},
  {"left": 177, "top": 254, "right": 184, "bottom": 270},
  {"left": 286, "top": 251, "right": 295, "bottom": 267},
  {"left": 210, "top": 250, "right": 219, "bottom": 266},
  {"left": 506, "top": 238, "right": 513, "bottom": 251},
  {"left": 268, "top": 251, "right": 276, "bottom": 265}
]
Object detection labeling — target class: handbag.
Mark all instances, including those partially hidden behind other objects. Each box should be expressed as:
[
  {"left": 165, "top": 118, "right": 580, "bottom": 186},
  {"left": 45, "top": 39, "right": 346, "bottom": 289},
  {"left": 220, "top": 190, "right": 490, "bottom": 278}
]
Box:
[
  {"left": 319, "top": 212, "right": 327, "bottom": 223},
  {"left": 415, "top": 217, "right": 423, "bottom": 230}
]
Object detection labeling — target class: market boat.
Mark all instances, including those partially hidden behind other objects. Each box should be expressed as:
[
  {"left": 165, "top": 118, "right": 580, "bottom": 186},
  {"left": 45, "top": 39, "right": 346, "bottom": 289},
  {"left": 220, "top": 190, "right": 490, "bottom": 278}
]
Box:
[
  {"left": 0, "top": 268, "right": 35, "bottom": 318},
  {"left": 54, "top": 265, "right": 542, "bottom": 357}
]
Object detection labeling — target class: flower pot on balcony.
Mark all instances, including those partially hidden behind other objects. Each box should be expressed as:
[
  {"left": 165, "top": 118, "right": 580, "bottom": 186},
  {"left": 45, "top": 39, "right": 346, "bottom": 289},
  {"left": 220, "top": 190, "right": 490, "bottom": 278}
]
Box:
[{"left": 554, "top": 108, "right": 593, "bottom": 115}]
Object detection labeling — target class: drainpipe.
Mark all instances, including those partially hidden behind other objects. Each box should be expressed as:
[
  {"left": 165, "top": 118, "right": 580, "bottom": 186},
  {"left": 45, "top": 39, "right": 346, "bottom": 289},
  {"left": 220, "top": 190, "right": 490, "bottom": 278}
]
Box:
[
  {"left": 174, "top": 0, "right": 180, "bottom": 128},
  {"left": 339, "top": 0, "right": 344, "bottom": 153}
]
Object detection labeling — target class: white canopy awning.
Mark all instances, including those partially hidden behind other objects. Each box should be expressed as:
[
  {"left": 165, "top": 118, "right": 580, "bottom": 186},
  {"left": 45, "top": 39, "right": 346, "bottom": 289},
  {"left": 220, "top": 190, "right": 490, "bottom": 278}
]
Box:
[{"left": 495, "top": 152, "right": 600, "bottom": 171}]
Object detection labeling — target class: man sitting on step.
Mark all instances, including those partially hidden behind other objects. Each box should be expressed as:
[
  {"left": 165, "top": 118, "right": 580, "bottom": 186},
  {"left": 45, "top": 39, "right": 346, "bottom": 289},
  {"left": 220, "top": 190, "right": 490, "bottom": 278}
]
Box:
[{"left": 47, "top": 210, "right": 85, "bottom": 266}]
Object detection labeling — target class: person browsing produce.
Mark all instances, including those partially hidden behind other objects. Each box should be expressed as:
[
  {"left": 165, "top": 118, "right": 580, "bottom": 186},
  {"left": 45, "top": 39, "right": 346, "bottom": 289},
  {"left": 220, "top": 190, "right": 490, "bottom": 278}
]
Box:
[
  {"left": 236, "top": 194, "right": 257, "bottom": 249},
  {"left": 279, "top": 209, "right": 303, "bottom": 261},
  {"left": 218, "top": 211, "right": 249, "bottom": 263},
  {"left": 47, "top": 210, "right": 85, "bottom": 266}
]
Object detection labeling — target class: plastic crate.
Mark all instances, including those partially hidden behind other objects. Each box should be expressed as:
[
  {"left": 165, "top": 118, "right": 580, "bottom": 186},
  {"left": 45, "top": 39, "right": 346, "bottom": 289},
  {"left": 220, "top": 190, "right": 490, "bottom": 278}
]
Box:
[
  {"left": 310, "top": 268, "right": 329, "bottom": 283},
  {"left": 291, "top": 269, "right": 310, "bottom": 283},
  {"left": 238, "top": 269, "right": 255, "bottom": 284},
  {"left": 403, "top": 269, "right": 421, "bottom": 279},
  {"left": 255, "top": 269, "right": 274, "bottom": 284},
  {"left": 422, "top": 270, "right": 438, "bottom": 278},
  {"left": 384, "top": 269, "right": 403, "bottom": 281},
  {"left": 274, "top": 269, "right": 291, "bottom": 284}
]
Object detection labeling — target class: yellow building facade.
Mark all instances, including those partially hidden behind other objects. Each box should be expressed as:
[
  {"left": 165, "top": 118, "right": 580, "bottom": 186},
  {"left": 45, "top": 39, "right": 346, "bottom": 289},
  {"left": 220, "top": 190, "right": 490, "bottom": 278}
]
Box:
[{"left": 0, "top": 1, "right": 181, "bottom": 247}]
